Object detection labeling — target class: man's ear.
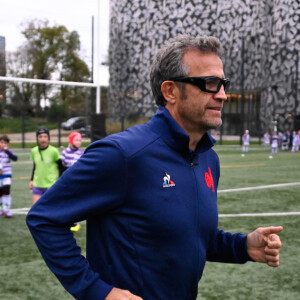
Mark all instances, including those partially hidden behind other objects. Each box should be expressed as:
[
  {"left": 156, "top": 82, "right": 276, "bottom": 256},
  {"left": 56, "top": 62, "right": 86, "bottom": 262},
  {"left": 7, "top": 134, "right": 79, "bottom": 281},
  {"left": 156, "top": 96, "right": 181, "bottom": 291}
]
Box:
[{"left": 161, "top": 81, "right": 178, "bottom": 104}]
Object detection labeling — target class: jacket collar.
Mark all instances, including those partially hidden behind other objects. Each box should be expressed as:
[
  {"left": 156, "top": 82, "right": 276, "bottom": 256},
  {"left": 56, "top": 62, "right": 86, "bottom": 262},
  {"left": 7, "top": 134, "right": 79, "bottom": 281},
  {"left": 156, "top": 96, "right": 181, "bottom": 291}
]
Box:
[{"left": 149, "top": 106, "right": 215, "bottom": 155}]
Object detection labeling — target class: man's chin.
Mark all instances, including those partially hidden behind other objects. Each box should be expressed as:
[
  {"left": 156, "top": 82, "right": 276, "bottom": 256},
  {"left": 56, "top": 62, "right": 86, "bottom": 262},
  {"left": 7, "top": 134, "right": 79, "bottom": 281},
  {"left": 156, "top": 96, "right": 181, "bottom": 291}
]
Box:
[{"left": 206, "top": 119, "right": 222, "bottom": 130}]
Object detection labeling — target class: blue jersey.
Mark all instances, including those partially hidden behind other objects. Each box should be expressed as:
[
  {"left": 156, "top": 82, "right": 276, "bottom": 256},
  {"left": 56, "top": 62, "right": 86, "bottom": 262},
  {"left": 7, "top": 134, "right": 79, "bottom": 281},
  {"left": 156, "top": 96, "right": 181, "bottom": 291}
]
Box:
[{"left": 27, "top": 106, "right": 251, "bottom": 300}]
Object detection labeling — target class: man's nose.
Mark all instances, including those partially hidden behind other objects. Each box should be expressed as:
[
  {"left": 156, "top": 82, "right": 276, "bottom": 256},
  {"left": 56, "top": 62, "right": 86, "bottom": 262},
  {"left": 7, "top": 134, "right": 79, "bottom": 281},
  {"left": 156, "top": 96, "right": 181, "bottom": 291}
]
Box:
[{"left": 214, "top": 85, "right": 227, "bottom": 101}]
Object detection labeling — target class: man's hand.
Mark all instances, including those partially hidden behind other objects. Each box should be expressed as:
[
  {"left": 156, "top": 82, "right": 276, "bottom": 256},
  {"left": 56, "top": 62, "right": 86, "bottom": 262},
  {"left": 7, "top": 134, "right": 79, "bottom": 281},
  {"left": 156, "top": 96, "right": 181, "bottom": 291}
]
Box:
[
  {"left": 247, "top": 226, "right": 283, "bottom": 267},
  {"left": 29, "top": 180, "right": 33, "bottom": 189},
  {"left": 105, "top": 287, "right": 143, "bottom": 300}
]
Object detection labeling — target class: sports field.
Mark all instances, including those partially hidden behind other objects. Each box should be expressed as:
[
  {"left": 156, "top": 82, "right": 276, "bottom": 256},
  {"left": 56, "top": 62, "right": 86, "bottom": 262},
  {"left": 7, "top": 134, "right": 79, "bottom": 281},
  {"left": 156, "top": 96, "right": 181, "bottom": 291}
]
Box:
[{"left": 0, "top": 145, "right": 299, "bottom": 299}]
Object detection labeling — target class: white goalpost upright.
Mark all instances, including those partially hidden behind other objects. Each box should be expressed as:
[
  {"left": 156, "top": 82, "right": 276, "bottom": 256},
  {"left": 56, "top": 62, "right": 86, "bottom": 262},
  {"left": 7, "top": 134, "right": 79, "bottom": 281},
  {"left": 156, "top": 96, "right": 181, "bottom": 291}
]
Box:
[{"left": 0, "top": 76, "right": 102, "bottom": 114}]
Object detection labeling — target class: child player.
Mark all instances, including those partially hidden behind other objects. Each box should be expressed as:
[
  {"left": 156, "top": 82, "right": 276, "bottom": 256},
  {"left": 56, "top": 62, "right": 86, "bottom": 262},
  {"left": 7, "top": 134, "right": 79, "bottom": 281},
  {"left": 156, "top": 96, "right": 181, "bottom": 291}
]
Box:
[
  {"left": 61, "top": 132, "right": 84, "bottom": 172},
  {"left": 0, "top": 135, "right": 18, "bottom": 218},
  {"left": 29, "top": 127, "right": 62, "bottom": 205},
  {"left": 242, "top": 129, "right": 250, "bottom": 153},
  {"left": 271, "top": 131, "right": 279, "bottom": 155},
  {"left": 263, "top": 132, "right": 270, "bottom": 150},
  {"left": 61, "top": 132, "right": 84, "bottom": 232}
]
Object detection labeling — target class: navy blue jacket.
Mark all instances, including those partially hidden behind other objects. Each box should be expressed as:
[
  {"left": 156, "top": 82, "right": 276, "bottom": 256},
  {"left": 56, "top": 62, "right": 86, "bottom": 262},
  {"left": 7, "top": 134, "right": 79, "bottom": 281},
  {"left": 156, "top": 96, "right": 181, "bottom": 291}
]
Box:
[{"left": 27, "top": 106, "right": 252, "bottom": 300}]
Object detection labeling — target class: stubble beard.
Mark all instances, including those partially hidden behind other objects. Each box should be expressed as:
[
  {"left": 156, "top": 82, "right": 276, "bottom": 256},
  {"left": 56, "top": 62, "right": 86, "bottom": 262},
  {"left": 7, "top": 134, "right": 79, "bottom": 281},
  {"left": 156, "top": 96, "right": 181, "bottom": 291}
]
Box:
[{"left": 198, "top": 115, "right": 223, "bottom": 132}]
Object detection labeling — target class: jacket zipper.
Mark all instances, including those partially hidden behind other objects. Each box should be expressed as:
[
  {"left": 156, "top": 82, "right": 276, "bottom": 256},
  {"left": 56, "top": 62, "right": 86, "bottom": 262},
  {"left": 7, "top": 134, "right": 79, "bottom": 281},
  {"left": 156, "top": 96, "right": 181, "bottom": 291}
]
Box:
[{"left": 190, "top": 158, "right": 200, "bottom": 276}]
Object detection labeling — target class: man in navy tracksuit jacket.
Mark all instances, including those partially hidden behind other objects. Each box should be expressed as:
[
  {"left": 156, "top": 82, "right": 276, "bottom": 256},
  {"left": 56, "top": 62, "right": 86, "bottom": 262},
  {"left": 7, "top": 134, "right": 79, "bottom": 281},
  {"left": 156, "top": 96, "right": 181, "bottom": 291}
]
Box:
[{"left": 27, "top": 35, "right": 282, "bottom": 300}]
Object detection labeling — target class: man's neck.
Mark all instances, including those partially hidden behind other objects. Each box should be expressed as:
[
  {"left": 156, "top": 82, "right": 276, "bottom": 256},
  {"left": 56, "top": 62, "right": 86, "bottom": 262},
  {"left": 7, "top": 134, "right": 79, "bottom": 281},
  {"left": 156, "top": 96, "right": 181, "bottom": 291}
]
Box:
[
  {"left": 188, "top": 132, "right": 205, "bottom": 151},
  {"left": 165, "top": 105, "right": 206, "bottom": 151},
  {"left": 174, "top": 121, "right": 206, "bottom": 151}
]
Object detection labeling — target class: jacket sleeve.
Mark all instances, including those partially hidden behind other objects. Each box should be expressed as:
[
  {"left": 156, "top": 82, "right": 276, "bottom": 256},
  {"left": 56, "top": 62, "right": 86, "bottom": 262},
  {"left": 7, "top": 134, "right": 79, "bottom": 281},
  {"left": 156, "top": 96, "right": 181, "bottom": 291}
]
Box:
[
  {"left": 206, "top": 228, "right": 254, "bottom": 263},
  {"left": 26, "top": 140, "right": 128, "bottom": 300}
]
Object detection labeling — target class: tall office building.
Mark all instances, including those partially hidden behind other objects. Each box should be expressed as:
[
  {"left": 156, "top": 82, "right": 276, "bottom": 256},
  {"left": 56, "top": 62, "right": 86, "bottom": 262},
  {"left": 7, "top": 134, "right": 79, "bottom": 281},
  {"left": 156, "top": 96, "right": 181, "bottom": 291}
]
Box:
[
  {"left": 0, "top": 36, "right": 6, "bottom": 108},
  {"left": 0, "top": 36, "right": 5, "bottom": 74},
  {"left": 109, "top": 0, "right": 300, "bottom": 134}
]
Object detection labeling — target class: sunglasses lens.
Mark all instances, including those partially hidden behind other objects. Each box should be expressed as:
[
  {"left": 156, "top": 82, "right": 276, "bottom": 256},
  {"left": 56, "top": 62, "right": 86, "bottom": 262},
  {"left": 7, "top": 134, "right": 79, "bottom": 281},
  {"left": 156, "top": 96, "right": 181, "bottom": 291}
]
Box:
[
  {"left": 206, "top": 78, "right": 230, "bottom": 93},
  {"left": 170, "top": 77, "right": 230, "bottom": 93},
  {"left": 205, "top": 78, "right": 220, "bottom": 92},
  {"left": 224, "top": 80, "right": 230, "bottom": 93}
]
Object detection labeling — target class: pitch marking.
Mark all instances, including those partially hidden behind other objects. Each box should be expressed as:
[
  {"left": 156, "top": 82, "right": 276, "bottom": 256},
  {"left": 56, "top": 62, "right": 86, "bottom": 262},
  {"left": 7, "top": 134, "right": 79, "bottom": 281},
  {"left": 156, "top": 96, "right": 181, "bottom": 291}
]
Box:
[
  {"left": 218, "top": 182, "right": 300, "bottom": 193},
  {"left": 221, "top": 163, "right": 265, "bottom": 168},
  {"left": 14, "top": 176, "right": 31, "bottom": 180},
  {"left": 10, "top": 182, "right": 300, "bottom": 217},
  {"left": 220, "top": 212, "right": 300, "bottom": 217},
  {"left": 11, "top": 208, "right": 300, "bottom": 218}
]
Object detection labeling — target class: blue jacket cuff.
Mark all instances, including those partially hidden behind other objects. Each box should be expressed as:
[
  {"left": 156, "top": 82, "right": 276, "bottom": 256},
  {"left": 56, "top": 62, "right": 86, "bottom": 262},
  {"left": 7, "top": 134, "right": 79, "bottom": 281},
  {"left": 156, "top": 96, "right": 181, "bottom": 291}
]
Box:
[
  {"left": 76, "top": 279, "right": 113, "bottom": 300},
  {"left": 240, "top": 234, "right": 255, "bottom": 263}
]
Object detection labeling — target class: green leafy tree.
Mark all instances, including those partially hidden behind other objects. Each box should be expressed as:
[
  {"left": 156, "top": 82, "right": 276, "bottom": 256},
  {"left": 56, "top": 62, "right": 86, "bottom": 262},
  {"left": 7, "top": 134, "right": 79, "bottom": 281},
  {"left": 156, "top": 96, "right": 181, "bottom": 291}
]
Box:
[
  {"left": 57, "top": 30, "right": 91, "bottom": 116},
  {"left": 6, "top": 48, "right": 35, "bottom": 116},
  {"left": 7, "top": 19, "right": 90, "bottom": 117}
]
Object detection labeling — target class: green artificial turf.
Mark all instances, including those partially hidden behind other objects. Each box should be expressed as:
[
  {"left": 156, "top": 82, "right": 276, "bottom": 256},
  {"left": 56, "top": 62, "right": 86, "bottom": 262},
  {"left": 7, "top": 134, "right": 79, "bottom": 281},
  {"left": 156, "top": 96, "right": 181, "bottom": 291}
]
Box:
[{"left": 0, "top": 146, "right": 299, "bottom": 299}]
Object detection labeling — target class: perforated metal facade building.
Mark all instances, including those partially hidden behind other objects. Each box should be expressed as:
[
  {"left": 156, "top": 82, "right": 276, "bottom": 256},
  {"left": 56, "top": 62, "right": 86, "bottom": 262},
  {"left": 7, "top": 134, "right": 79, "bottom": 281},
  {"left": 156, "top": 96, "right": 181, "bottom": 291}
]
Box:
[{"left": 109, "top": 0, "right": 300, "bottom": 134}]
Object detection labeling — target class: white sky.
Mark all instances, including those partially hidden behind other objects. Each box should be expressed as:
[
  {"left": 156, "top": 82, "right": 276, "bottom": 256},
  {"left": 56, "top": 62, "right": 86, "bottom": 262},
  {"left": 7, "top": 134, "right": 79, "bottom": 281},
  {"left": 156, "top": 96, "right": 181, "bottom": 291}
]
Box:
[{"left": 0, "top": 0, "right": 109, "bottom": 85}]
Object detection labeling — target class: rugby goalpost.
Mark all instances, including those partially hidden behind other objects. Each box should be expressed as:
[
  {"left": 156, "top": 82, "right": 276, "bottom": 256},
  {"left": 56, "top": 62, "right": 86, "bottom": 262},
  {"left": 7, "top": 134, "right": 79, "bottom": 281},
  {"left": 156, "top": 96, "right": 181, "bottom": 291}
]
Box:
[
  {"left": 0, "top": 1, "right": 108, "bottom": 115},
  {"left": 0, "top": 76, "right": 102, "bottom": 114}
]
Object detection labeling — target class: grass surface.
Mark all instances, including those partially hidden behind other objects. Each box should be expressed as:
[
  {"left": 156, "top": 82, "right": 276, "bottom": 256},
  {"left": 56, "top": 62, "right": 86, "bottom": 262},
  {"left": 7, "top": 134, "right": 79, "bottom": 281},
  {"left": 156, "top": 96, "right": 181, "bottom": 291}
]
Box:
[
  {"left": 0, "top": 117, "right": 150, "bottom": 136},
  {"left": 0, "top": 118, "right": 58, "bottom": 134},
  {"left": 0, "top": 146, "right": 299, "bottom": 299}
]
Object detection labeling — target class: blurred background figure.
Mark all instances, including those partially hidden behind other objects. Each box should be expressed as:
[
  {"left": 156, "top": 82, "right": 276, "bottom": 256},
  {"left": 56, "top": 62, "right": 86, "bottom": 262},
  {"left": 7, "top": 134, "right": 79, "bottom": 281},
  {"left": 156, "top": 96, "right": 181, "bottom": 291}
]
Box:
[
  {"left": 242, "top": 130, "right": 250, "bottom": 153},
  {"left": 291, "top": 131, "right": 300, "bottom": 153},
  {"left": 282, "top": 130, "right": 290, "bottom": 151},
  {"left": 271, "top": 132, "right": 279, "bottom": 155},
  {"left": 264, "top": 132, "right": 270, "bottom": 150}
]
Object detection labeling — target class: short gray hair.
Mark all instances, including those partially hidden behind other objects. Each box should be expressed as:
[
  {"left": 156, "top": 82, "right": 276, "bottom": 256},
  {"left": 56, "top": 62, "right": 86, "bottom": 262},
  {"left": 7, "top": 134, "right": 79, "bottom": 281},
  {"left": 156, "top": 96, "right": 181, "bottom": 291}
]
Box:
[{"left": 150, "top": 35, "right": 224, "bottom": 106}]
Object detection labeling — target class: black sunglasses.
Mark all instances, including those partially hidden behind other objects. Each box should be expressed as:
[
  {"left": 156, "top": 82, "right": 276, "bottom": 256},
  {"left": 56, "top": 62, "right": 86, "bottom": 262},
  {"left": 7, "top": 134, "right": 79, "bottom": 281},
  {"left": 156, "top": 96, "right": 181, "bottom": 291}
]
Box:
[{"left": 168, "top": 76, "right": 230, "bottom": 94}]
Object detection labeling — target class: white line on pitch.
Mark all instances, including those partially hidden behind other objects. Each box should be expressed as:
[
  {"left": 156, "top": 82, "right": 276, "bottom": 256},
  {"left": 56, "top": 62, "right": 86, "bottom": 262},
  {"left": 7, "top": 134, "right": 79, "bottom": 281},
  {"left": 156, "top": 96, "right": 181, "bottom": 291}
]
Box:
[
  {"left": 12, "top": 208, "right": 30, "bottom": 212},
  {"left": 219, "top": 212, "right": 300, "bottom": 217},
  {"left": 218, "top": 182, "right": 300, "bottom": 193},
  {"left": 10, "top": 209, "right": 300, "bottom": 218},
  {"left": 10, "top": 182, "right": 300, "bottom": 217}
]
